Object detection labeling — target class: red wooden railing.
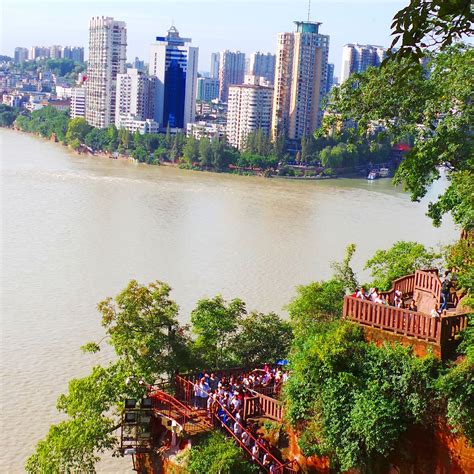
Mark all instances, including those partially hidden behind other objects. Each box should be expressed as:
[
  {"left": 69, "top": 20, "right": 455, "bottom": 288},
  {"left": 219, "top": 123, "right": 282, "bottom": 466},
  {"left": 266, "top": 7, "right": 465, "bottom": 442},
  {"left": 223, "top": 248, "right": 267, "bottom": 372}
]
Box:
[
  {"left": 344, "top": 295, "right": 441, "bottom": 342},
  {"left": 148, "top": 389, "right": 192, "bottom": 428},
  {"left": 414, "top": 269, "right": 441, "bottom": 303},
  {"left": 174, "top": 375, "right": 298, "bottom": 473},
  {"left": 245, "top": 390, "right": 284, "bottom": 422},
  {"left": 343, "top": 295, "right": 468, "bottom": 347},
  {"left": 381, "top": 273, "right": 416, "bottom": 303}
]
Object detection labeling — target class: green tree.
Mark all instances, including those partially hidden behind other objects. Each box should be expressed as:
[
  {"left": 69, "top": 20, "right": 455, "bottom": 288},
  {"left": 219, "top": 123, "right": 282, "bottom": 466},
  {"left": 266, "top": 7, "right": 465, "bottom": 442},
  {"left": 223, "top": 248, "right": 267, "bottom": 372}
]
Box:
[
  {"left": 388, "top": 0, "right": 472, "bottom": 62},
  {"left": 230, "top": 312, "right": 293, "bottom": 367},
  {"left": 132, "top": 146, "right": 148, "bottom": 163},
  {"left": 286, "top": 279, "right": 346, "bottom": 337},
  {"left": 66, "top": 117, "right": 92, "bottom": 144},
  {"left": 364, "top": 241, "right": 441, "bottom": 290},
  {"left": 183, "top": 135, "right": 200, "bottom": 165},
  {"left": 187, "top": 433, "right": 257, "bottom": 474},
  {"left": 190, "top": 296, "right": 246, "bottom": 368},
  {"left": 118, "top": 127, "right": 130, "bottom": 151},
  {"left": 331, "top": 243, "right": 359, "bottom": 293},
  {"left": 0, "top": 104, "right": 19, "bottom": 126},
  {"left": 26, "top": 280, "right": 192, "bottom": 473},
  {"left": 199, "top": 137, "right": 213, "bottom": 167},
  {"left": 84, "top": 128, "right": 109, "bottom": 151}
]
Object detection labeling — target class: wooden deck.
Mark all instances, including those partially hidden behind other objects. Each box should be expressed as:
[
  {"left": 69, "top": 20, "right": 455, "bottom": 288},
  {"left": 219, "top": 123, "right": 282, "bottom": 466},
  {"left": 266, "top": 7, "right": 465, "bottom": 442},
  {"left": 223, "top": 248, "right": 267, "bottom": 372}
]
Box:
[{"left": 343, "top": 270, "right": 469, "bottom": 359}]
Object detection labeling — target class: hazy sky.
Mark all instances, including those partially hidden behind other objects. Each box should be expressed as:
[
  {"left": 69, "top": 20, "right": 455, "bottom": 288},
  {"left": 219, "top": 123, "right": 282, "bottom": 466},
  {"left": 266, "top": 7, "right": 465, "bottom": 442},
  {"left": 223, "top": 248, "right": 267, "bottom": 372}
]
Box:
[{"left": 1, "top": 0, "right": 407, "bottom": 77}]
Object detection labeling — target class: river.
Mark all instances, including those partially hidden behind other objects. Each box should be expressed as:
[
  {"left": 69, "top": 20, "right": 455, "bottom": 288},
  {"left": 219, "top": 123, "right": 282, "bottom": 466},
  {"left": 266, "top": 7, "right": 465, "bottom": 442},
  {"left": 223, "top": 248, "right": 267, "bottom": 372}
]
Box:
[{"left": 0, "top": 128, "right": 458, "bottom": 472}]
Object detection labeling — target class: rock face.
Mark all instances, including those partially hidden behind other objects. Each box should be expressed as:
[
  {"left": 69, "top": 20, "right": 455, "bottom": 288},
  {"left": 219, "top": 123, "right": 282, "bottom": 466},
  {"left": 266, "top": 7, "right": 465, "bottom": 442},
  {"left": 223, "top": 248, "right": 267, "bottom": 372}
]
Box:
[{"left": 288, "top": 420, "right": 474, "bottom": 473}]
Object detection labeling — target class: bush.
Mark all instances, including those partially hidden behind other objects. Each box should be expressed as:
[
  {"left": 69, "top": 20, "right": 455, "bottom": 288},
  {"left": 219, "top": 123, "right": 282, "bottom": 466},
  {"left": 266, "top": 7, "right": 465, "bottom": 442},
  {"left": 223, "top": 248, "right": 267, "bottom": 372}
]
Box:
[{"left": 187, "top": 433, "right": 257, "bottom": 474}]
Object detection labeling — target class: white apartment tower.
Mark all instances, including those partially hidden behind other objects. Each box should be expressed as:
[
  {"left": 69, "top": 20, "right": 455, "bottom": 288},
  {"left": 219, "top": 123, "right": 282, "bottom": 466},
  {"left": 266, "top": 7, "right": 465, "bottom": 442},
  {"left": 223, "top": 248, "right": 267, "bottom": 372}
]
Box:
[
  {"left": 218, "top": 50, "right": 246, "bottom": 102},
  {"left": 149, "top": 26, "right": 198, "bottom": 131},
  {"left": 70, "top": 87, "right": 86, "bottom": 118},
  {"left": 271, "top": 21, "right": 329, "bottom": 142},
  {"left": 115, "top": 68, "right": 156, "bottom": 126},
  {"left": 341, "top": 44, "right": 386, "bottom": 82},
  {"left": 227, "top": 78, "right": 273, "bottom": 150},
  {"left": 85, "top": 17, "right": 127, "bottom": 128}
]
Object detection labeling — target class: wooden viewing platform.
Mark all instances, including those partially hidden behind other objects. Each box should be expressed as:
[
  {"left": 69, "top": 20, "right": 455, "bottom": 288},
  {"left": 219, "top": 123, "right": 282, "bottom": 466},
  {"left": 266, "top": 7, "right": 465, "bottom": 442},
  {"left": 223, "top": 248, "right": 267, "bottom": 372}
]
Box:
[{"left": 343, "top": 270, "right": 469, "bottom": 359}]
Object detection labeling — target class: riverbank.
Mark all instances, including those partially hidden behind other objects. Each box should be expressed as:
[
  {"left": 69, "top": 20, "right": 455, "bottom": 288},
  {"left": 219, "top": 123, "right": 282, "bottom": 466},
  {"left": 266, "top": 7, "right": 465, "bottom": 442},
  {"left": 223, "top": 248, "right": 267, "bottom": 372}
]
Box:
[{"left": 7, "top": 126, "right": 352, "bottom": 182}]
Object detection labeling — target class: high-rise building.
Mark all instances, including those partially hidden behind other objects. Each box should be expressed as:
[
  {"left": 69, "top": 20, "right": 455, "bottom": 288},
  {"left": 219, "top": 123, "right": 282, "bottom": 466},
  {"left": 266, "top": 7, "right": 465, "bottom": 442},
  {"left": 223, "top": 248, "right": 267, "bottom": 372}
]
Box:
[
  {"left": 341, "top": 44, "right": 386, "bottom": 82},
  {"left": 196, "top": 77, "right": 219, "bottom": 102},
  {"left": 248, "top": 52, "right": 276, "bottom": 85},
  {"left": 210, "top": 52, "right": 220, "bottom": 79},
  {"left": 271, "top": 21, "right": 329, "bottom": 142},
  {"left": 29, "top": 46, "right": 50, "bottom": 60},
  {"left": 85, "top": 17, "right": 127, "bottom": 128},
  {"left": 14, "top": 47, "right": 28, "bottom": 64},
  {"left": 115, "top": 68, "right": 156, "bottom": 127},
  {"left": 227, "top": 77, "right": 273, "bottom": 150},
  {"left": 133, "top": 57, "right": 145, "bottom": 72},
  {"left": 326, "top": 63, "right": 335, "bottom": 93},
  {"left": 218, "top": 50, "right": 246, "bottom": 102},
  {"left": 49, "top": 45, "right": 62, "bottom": 59},
  {"left": 70, "top": 87, "right": 86, "bottom": 118},
  {"left": 61, "top": 46, "right": 85, "bottom": 62},
  {"left": 148, "top": 26, "right": 198, "bottom": 130}
]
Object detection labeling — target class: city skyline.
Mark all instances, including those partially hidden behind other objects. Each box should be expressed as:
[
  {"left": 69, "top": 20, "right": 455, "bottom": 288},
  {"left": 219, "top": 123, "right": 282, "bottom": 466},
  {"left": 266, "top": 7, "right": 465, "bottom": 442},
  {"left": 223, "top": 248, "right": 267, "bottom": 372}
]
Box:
[{"left": 1, "top": 0, "right": 407, "bottom": 77}]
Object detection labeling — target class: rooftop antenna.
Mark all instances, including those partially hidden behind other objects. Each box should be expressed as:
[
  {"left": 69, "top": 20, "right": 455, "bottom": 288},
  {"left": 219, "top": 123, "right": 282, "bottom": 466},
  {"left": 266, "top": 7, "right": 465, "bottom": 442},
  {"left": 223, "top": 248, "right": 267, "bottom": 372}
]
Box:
[{"left": 307, "top": 0, "right": 311, "bottom": 21}]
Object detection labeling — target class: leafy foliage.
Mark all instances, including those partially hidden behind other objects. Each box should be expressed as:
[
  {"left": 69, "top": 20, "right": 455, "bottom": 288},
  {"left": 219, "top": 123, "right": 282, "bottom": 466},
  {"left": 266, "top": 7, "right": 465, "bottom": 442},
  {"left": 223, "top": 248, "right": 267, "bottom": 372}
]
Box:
[
  {"left": 286, "top": 279, "right": 345, "bottom": 337},
  {"left": 388, "top": 0, "right": 473, "bottom": 62},
  {"left": 331, "top": 243, "right": 359, "bottom": 293},
  {"left": 190, "top": 296, "right": 246, "bottom": 369},
  {"left": 229, "top": 311, "right": 293, "bottom": 367},
  {"left": 187, "top": 433, "right": 257, "bottom": 474},
  {"left": 284, "top": 322, "right": 440, "bottom": 471},
  {"left": 364, "top": 241, "right": 440, "bottom": 290},
  {"left": 0, "top": 104, "right": 19, "bottom": 126}
]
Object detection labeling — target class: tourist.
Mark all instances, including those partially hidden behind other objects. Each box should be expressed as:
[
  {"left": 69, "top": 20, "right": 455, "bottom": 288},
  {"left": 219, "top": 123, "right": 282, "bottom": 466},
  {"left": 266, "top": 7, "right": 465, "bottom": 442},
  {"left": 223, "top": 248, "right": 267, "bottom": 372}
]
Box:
[
  {"left": 431, "top": 303, "right": 441, "bottom": 318},
  {"left": 440, "top": 271, "right": 451, "bottom": 311},
  {"left": 241, "top": 430, "right": 252, "bottom": 448},
  {"left": 408, "top": 300, "right": 418, "bottom": 312},
  {"left": 356, "top": 287, "right": 367, "bottom": 299},
  {"left": 209, "top": 373, "right": 219, "bottom": 391},
  {"left": 251, "top": 443, "right": 260, "bottom": 462},
  {"left": 394, "top": 289, "right": 403, "bottom": 308},
  {"left": 262, "top": 452, "right": 272, "bottom": 468}
]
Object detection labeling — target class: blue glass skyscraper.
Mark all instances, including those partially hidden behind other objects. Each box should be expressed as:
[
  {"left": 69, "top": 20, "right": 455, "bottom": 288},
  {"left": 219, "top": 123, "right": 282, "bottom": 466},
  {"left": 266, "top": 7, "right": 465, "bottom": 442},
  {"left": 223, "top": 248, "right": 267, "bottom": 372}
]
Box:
[{"left": 149, "top": 26, "right": 199, "bottom": 131}]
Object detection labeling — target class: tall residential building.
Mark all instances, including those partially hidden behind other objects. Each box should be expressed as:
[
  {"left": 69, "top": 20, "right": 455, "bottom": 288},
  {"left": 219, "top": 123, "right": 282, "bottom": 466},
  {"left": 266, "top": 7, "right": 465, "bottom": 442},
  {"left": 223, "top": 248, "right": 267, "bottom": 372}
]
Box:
[
  {"left": 115, "top": 68, "right": 156, "bottom": 126},
  {"left": 196, "top": 77, "right": 219, "bottom": 102},
  {"left": 149, "top": 26, "right": 198, "bottom": 130},
  {"left": 49, "top": 45, "right": 62, "bottom": 59},
  {"left": 29, "top": 46, "right": 50, "bottom": 60},
  {"left": 271, "top": 21, "right": 329, "bottom": 142},
  {"left": 326, "top": 63, "right": 335, "bottom": 93},
  {"left": 218, "top": 50, "right": 246, "bottom": 102},
  {"left": 226, "top": 78, "right": 273, "bottom": 150},
  {"left": 248, "top": 52, "right": 276, "bottom": 84},
  {"left": 14, "top": 47, "right": 28, "bottom": 64},
  {"left": 210, "top": 52, "right": 220, "bottom": 79},
  {"left": 341, "top": 44, "right": 386, "bottom": 82},
  {"left": 62, "top": 46, "right": 85, "bottom": 63},
  {"left": 70, "top": 87, "right": 86, "bottom": 118},
  {"left": 85, "top": 17, "right": 127, "bottom": 128}
]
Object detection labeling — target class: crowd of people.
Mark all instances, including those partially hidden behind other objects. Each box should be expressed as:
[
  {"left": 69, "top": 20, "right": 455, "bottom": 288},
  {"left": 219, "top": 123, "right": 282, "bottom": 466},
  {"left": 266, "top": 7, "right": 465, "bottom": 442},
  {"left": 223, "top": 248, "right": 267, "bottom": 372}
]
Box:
[{"left": 188, "top": 366, "right": 288, "bottom": 472}]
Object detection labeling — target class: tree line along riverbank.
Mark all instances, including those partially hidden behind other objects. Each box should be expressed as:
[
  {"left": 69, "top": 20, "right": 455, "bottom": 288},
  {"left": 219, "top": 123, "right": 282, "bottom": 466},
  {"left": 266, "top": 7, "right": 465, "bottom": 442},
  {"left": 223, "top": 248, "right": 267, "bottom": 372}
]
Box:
[{"left": 0, "top": 103, "right": 395, "bottom": 179}]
